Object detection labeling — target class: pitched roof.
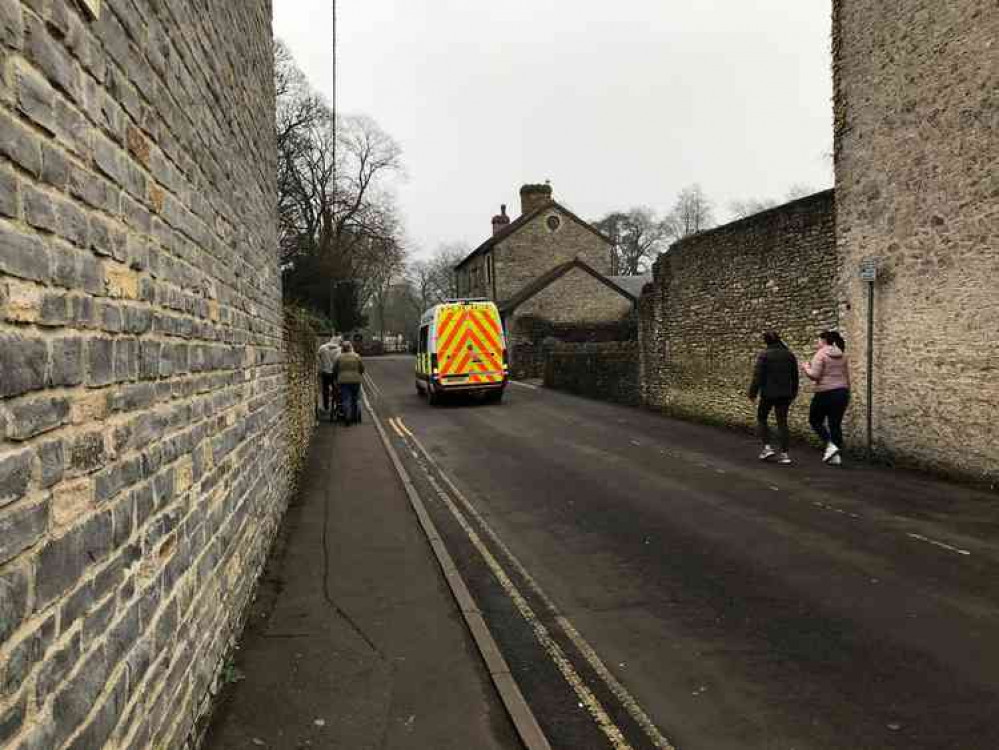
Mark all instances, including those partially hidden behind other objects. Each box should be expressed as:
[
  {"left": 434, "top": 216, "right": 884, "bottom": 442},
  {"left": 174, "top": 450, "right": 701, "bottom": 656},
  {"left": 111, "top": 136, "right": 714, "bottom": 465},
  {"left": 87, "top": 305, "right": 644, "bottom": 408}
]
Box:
[
  {"left": 454, "top": 200, "right": 612, "bottom": 270},
  {"left": 498, "top": 258, "right": 638, "bottom": 315}
]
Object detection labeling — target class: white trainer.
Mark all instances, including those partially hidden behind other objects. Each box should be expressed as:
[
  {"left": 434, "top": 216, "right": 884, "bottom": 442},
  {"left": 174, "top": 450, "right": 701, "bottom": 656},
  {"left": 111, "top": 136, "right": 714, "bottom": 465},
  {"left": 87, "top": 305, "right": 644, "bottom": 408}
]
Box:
[
  {"left": 759, "top": 446, "right": 776, "bottom": 461},
  {"left": 822, "top": 443, "right": 840, "bottom": 463},
  {"left": 828, "top": 454, "right": 842, "bottom": 466},
  {"left": 777, "top": 453, "right": 792, "bottom": 465}
]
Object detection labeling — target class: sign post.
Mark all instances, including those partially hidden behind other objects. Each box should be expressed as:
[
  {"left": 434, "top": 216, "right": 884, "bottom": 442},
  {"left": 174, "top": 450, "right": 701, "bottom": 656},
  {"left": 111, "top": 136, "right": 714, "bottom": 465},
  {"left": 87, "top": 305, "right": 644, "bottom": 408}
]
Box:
[{"left": 859, "top": 259, "right": 878, "bottom": 459}]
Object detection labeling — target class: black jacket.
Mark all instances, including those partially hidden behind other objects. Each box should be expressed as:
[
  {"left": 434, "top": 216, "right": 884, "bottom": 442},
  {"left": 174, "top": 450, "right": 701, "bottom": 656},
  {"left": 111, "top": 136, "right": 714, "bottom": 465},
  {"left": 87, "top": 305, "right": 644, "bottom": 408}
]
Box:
[{"left": 748, "top": 344, "right": 799, "bottom": 401}]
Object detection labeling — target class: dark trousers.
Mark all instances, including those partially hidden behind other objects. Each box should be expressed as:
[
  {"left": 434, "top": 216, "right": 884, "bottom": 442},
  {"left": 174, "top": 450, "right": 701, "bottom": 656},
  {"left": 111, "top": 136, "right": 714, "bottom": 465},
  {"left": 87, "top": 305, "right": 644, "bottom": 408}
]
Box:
[
  {"left": 340, "top": 383, "right": 360, "bottom": 423},
  {"left": 320, "top": 373, "right": 336, "bottom": 412},
  {"left": 809, "top": 388, "right": 850, "bottom": 447},
  {"left": 757, "top": 398, "right": 792, "bottom": 452}
]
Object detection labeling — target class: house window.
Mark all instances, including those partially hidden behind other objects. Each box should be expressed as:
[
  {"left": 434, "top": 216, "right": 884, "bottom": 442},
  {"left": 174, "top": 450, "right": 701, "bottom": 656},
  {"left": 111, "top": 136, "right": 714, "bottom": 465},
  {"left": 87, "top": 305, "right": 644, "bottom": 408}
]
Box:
[{"left": 546, "top": 214, "right": 562, "bottom": 232}]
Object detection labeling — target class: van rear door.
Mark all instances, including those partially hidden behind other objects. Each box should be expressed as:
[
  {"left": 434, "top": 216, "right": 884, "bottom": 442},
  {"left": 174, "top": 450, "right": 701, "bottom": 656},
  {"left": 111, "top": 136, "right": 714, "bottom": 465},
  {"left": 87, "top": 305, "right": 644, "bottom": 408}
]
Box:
[{"left": 436, "top": 303, "right": 505, "bottom": 387}]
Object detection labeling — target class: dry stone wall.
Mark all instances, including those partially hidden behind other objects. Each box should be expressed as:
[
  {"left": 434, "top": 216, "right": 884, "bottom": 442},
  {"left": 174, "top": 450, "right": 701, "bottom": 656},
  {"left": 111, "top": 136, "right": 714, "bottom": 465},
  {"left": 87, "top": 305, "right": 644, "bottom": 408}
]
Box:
[
  {"left": 0, "top": 2, "right": 307, "bottom": 750},
  {"left": 544, "top": 341, "right": 640, "bottom": 406},
  {"left": 639, "top": 191, "right": 838, "bottom": 436},
  {"left": 833, "top": 0, "right": 998, "bottom": 483}
]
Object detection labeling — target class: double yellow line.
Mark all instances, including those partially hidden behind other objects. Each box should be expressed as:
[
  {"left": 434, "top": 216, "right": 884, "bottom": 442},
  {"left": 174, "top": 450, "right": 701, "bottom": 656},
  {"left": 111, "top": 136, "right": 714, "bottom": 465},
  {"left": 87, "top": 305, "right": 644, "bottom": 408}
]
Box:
[{"left": 380, "top": 408, "right": 676, "bottom": 750}]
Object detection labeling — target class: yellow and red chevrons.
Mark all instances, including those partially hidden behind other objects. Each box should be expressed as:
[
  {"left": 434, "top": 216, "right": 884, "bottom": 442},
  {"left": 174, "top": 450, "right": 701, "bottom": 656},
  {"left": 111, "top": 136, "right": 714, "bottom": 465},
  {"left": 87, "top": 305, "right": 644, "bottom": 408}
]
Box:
[{"left": 435, "top": 304, "right": 505, "bottom": 386}]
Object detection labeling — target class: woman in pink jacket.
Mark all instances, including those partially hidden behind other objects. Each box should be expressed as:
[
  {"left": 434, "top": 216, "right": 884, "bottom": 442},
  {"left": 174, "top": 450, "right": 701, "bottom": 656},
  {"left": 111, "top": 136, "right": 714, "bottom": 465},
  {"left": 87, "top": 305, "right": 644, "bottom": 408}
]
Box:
[{"left": 803, "top": 331, "right": 851, "bottom": 465}]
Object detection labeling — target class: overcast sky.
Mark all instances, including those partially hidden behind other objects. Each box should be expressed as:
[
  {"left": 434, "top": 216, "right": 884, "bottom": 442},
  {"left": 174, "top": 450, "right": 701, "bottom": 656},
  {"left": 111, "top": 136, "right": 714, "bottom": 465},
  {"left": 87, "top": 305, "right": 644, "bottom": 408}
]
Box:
[{"left": 273, "top": 1, "right": 833, "bottom": 258}]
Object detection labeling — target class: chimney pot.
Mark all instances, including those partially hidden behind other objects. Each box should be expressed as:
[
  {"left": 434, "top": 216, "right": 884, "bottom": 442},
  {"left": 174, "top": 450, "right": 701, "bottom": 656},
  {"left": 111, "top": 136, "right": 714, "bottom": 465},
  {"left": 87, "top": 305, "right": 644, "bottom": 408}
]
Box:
[{"left": 491, "top": 204, "right": 511, "bottom": 236}]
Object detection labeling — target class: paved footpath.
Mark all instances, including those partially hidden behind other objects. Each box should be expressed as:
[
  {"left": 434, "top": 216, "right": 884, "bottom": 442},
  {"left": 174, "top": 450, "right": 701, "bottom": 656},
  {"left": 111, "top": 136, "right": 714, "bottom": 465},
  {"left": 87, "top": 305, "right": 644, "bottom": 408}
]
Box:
[{"left": 202, "top": 414, "right": 521, "bottom": 750}]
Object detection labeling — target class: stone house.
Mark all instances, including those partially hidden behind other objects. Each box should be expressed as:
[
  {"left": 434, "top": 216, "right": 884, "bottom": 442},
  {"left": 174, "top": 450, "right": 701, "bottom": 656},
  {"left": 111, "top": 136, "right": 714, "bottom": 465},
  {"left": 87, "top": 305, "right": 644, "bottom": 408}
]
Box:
[{"left": 455, "top": 183, "right": 645, "bottom": 376}]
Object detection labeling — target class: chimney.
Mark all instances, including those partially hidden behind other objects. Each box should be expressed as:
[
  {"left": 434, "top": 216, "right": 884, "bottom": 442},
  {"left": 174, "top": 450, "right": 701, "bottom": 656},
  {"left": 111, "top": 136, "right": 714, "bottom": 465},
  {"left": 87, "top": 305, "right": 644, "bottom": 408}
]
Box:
[
  {"left": 519, "top": 182, "right": 553, "bottom": 216},
  {"left": 491, "top": 204, "right": 510, "bottom": 235}
]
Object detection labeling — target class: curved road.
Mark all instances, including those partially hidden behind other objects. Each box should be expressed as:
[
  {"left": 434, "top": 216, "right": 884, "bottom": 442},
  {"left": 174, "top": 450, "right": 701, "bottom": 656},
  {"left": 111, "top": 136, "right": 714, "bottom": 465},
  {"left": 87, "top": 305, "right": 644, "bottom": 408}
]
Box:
[{"left": 364, "top": 356, "right": 999, "bottom": 750}]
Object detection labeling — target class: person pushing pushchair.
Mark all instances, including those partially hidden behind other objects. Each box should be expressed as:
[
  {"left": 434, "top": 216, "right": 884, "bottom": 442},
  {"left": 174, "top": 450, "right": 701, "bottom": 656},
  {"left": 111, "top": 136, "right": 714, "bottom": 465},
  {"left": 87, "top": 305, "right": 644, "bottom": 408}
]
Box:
[{"left": 333, "top": 341, "right": 365, "bottom": 425}]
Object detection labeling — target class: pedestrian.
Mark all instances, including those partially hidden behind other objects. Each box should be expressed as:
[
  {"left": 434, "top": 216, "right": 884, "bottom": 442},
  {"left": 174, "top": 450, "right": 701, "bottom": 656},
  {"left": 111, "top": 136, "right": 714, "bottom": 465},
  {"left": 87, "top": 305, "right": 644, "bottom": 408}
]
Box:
[
  {"left": 333, "top": 341, "right": 365, "bottom": 425},
  {"left": 317, "top": 334, "right": 342, "bottom": 414},
  {"left": 748, "top": 331, "right": 799, "bottom": 465},
  {"left": 803, "top": 330, "right": 851, "bottom": 466}
]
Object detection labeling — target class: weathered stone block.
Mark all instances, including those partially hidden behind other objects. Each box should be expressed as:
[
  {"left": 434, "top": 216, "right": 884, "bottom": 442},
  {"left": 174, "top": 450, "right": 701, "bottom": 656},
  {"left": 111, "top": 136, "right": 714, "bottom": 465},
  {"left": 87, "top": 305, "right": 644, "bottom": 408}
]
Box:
[
  {"left": 35, "top": 510, "right": 111, "bottom": 606},
  {"left": 2, "top": 279, "right": 42, "bottom": 323},
  {"left": 0, "top": 563, "right": 29, "bottom": 643},
  {"left": 0, "top": 106, "right": 42, "bottom": 176},
  {"left": 0, "top": 0, "right": 24, "bottom": 51},
  {"left": 0, "top": 333, "right": 47, "bottom": 398},
  {"left": 6, "top": 395, "right": 69, "bottom": 445},
  {"left": 0, "top": 498, "right": 47, "bottom": 568},
  {"left": 52, "top": 478, "right": 94, "bottom": 528},
  {"left": 0, "top": 166, "right": 18, "bottom": 218},
  {"left": 15, "top": 59, "right": 56, "bottom": 134},
  {"left": 85, "top": 336, "right": 114, "bottom": 387},
  {"left": 38, "top": 439, "right": 65, "bottom": 488},
  {"left": 0, "top": 220, "right": 50, "bottom": 282},
  {"left": 49, "top": 335, "right": 84, "bottom": 387}
]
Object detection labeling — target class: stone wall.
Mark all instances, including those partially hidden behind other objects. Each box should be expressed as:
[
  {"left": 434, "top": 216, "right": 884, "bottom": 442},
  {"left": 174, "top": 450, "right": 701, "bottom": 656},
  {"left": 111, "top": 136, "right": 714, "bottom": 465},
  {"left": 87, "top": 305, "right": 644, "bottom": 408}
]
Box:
[
  {"left": 833, "top": 0, "right": 998, "bottom": 483},
  {"left": 639, "top": 191, "right": 838, "bottom": 435},
  {"left": 544, "top": 341, "right": 640, "bottom": 406},
  {"left": 509, "top": 316, "right": 636, "bottom": 380},
  {"left": 0, "top": 3, "right": 300, "bottom": 750}
]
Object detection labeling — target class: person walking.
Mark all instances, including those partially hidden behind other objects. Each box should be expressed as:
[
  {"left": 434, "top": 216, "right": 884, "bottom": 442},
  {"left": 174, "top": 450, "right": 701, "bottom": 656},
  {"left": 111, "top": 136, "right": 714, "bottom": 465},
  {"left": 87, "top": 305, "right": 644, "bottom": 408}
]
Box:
[
  {"left": 333, "top": 341, "right": 365, "bottom": 425},
  {"left": 803, "top": 330, "right": 851, "bottom": 466},
  {"left": 748, "top": 331, "right": 799, "bottom": 465},
  {"left": 317, "top": 334, "right": 342, "bottom": 415}
]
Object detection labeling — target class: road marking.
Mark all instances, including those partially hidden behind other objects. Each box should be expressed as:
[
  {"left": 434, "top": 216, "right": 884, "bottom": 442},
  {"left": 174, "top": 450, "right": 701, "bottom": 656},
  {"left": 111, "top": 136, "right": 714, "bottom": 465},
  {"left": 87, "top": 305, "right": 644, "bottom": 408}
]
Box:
[
  {"left": 363, "top": 372, "right": 383, "bottom": 398},
  {"left": 510, "top": 380, "right": 539, "bottom": 390},
  {"left": 397, "top": 417, "right": 677, "bottom": 750},
  {"left": 363, "top": 393, "right": 553, "bottom": 750},
  {"left": 387, "top": 417, "right": 404, "bottom": 438},
  {"left": 906, "top": 533, "right": 971, "bottom": 556}
]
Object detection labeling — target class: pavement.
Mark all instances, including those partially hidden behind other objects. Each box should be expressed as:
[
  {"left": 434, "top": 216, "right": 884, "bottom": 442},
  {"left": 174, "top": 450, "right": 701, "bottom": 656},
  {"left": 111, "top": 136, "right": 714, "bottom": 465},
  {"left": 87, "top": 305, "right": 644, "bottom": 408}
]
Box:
[{"left": 201, "top": 408, "right": 522, "bottom": 750}]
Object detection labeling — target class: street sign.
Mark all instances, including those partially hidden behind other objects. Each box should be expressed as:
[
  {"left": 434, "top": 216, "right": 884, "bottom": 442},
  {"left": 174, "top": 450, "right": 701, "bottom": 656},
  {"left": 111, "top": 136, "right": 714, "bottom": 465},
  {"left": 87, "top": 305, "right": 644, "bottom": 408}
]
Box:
[{"left": 859, "top": 258, "right": 878, "bottom": 282}]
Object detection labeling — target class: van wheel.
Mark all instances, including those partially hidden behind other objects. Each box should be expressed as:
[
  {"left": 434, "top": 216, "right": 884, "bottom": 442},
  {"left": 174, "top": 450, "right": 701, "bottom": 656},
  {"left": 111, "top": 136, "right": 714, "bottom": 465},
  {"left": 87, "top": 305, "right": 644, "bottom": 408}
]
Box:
[
  {"left": 485, "top": 389, "right": 504, "bottom": 404},
  {"left": 416, "top": 383, "right": 424, "bottom": 397},
  {"left": 427, "top": 387, "right": 440, "bottom": 406}
]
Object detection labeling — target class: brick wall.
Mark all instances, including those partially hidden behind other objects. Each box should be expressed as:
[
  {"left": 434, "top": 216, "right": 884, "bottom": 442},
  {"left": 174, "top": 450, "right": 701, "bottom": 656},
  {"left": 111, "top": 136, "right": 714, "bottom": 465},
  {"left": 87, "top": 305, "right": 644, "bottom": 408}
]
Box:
[
  {"left": 0, "top": 2, "right": 306, "bottom": 750},
  {"left": 639, "top": 191, "right": 838, "bottom": 436},
  {"left": 833, "top": 0, "right": 998, "bottom": 483},
  {"left": 544, "top": 341, "right": 640, "bottom": 406}
]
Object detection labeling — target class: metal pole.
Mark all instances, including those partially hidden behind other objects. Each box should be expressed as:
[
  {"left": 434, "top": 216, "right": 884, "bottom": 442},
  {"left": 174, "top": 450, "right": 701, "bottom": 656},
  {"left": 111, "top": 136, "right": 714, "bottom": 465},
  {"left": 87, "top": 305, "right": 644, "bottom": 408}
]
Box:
[{"left": 866, "top": 279, "right": 874, "bottom": 459}]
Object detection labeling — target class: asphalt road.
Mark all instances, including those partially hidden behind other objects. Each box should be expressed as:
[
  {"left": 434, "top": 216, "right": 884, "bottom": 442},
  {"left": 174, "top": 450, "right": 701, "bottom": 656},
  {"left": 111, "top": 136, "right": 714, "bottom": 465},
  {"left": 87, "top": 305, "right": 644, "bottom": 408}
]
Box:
[{"left": 363, "top": 356, "right": 999, "bottom": 750}]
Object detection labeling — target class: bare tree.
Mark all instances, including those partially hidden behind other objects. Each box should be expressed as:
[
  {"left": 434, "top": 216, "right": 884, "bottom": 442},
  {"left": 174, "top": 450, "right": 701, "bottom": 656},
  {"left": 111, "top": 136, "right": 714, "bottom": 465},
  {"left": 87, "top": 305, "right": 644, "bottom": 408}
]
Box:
[
  {"left": 275, "top": 41, "right": 405, "bottom": 325},
  {"left": 593, "top": 208, "right": 668, "bottom": 275},
  {"left": 663, "top": 184, "right": 715, "bottom": 240},
  {"left": 728, "top": 197, "right": 779, "bottom": 220},
  {"left": 409, "top": 242, "right": 468, "bottom": 311},
  {"left": 728, "top": 183, "right": 818, "bottom": 221}
]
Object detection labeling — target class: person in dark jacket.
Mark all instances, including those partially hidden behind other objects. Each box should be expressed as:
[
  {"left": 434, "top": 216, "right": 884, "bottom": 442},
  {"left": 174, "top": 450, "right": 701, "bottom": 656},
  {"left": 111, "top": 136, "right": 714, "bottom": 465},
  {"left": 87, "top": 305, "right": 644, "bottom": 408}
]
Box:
[{"left": 748, "top": 331, "right": 799, "bottom": 464}]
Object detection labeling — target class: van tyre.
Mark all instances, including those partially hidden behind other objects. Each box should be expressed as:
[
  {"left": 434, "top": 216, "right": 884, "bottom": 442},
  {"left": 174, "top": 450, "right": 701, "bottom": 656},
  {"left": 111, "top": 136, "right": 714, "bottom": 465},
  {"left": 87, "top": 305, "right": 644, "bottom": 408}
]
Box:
[
  {"left": 427, "top": 387, "right": 440, "bottom": 406},
  {"left": 486, "top": 389, "right": 504, "bottom": 404}
]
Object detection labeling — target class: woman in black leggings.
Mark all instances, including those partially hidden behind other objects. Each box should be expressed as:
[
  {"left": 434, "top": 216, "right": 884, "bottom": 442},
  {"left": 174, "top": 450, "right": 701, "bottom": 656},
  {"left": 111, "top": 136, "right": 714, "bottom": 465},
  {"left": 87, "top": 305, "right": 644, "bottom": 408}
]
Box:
[{"left": 803, "top": 331, "right": 851, "bottom": 465}]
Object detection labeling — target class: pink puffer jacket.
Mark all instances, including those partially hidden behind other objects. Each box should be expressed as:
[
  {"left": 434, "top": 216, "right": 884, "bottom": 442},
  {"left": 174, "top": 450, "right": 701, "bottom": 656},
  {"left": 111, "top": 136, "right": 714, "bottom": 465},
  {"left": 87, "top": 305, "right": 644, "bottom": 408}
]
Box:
[{"left": 805, "top": 345, "right": 850, "bottom": 392}]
